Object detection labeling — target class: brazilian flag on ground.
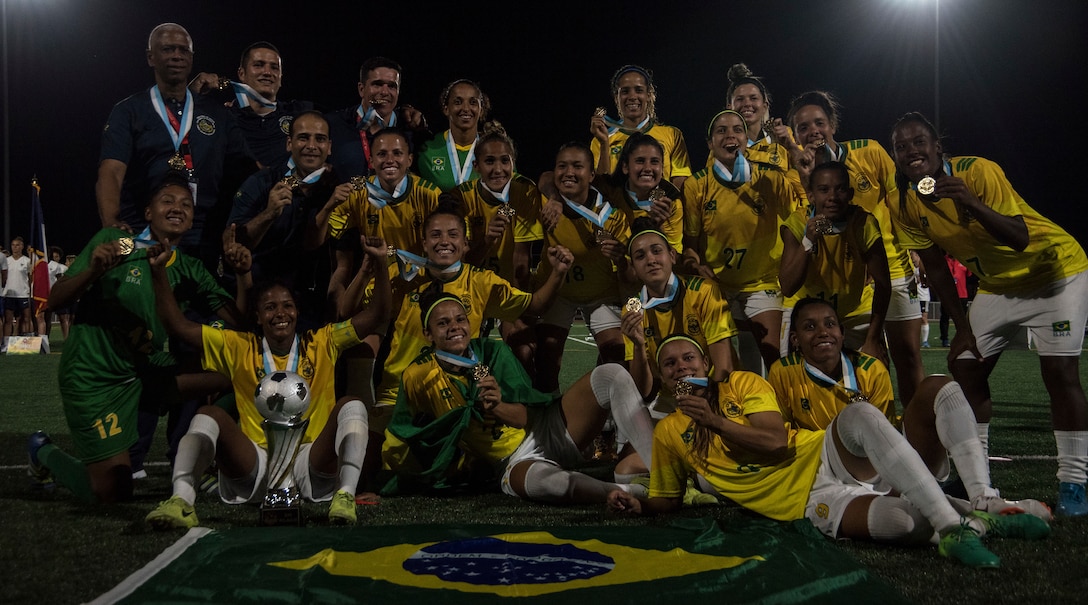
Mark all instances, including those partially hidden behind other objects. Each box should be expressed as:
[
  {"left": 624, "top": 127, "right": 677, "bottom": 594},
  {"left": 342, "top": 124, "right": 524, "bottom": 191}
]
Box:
[{"left": 93, "top": 518, "right": 906, "bottom": 604}]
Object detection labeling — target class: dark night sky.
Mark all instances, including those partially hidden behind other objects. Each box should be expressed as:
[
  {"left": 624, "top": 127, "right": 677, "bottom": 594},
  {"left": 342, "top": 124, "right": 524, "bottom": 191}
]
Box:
[{"left": 2, "top": 0, "right": 1085, "bottom": 253}]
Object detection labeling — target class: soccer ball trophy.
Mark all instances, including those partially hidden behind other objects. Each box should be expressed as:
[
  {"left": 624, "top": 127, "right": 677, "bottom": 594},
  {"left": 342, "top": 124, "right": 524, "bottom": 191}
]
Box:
[{"left": 254, "top": 370, "right": 311, "bottom": 526}]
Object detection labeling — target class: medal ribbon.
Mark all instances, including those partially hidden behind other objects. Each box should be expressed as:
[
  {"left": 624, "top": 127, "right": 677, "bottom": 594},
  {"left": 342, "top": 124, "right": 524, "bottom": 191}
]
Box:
[
  {"left": 229, "top": 81, "right": 277, "bottom": 110},
  {"left": 435, "top": 348, "right": 480, "bottom": 374},
  {"left": 481, "top": 179, "right": 511, "bottom": 203},
  {"left": 603, "top": 114, "right": 651, "bottom": 135},
  {"left": 640, "top": 272, "right": 680, "bottom": 310},
  {"left": 562, "top": 188, "right": 613, "bottom": 229},
  {"left": 625, "top": 184, "right": 654, "bottom": 211},
  {"left": 445, "top": 131, "right": 478, "bottom": 186},
  {"left": 284, "top": 162, "right": 326, "bottom": 185},
  {"left": 365, "top": 175, "right": 410, "bottom": 209},
  {"left": 261, "top": 334, "right": 300, "bottom": 376},
  {"left": 133, "top": 226, "right": 177, "bottom": 252},
  {"left": 803, "top": 352, "right": 862, "bottom": 399},
  {"left": 679, "top": 376, "right": 710, "bottom": 388},
  {"left": 149, "top": 87, "right": 194, "bottom": 167},
  {"left": 712, "top": 155, "right": 751, "bottom": 184},
  {"left": 391, "top": 249, "right": 462, "bottom": 281}
]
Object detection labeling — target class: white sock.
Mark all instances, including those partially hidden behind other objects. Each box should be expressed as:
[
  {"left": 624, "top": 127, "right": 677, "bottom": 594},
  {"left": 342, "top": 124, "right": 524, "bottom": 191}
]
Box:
[
  {"left": 920, "top": 321, "right": 930, "bottom": 343},
  {"left": 866, "top": 496, "right": 938, "bottom": 544},
  {"left": 172, "top": 414, "right": 219, "bottom": 506},
  {"left": 835, "top": 402, "right": 962, "bottom": 533},
  {"left": 1054, "top": 430, "right": 1088, "bottom": 485},
  {"left": 591, "top": 364, "right": 654, "bottom": 468},
  {"left": 976, "top": 423, "right": 990, "bottom": 458},
  {"left": 522, "top": 461, "right": 635, "bottom": 504},
  {"left": 334, "top": 400, "right": 369, "bottom": 494},
  {"left": 933, "top": 381, "right": 997, "bottom": 501}
]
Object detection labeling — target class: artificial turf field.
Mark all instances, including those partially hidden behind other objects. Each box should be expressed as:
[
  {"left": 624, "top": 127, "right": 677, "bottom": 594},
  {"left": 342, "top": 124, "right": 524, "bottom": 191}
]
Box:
[{"left": 2, "top": 321, "right": 1087, "bottom": 604}]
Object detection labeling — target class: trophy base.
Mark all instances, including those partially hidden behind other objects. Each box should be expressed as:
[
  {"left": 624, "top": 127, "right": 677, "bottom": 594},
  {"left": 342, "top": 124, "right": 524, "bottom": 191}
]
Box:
[{"left": 259, "top": 487, "right": 302, "bottom": 526}]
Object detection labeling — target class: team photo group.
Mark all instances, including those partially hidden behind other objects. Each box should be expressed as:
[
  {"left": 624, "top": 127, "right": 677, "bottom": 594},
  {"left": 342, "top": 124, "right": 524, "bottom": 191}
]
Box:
[{"left": 16, "top": 20, "right": 1088, "bottom": 572}]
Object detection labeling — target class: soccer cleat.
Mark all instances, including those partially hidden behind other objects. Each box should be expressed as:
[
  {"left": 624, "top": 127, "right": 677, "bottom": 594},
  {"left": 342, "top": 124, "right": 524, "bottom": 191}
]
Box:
[
  {"left": 973, "top": 494, "right": 1052, "bottom": 522},
  {"left": 328, "top": 490, "right": 357, "bottom": 525},
  {"left": 970, "top": 510, "right": 1050, "bottom": 540},
  {"left": 1056, "top": 482, "right": 1088, "bottom": 517},
  {"left": 938, "top": 523, "right": 1000, "bottom": 568},
  {"left": 941, "top": 340, "right": 950, "bottom": 347},
  {"left": 27, "top": 431, "right": 54, "bottom": 488},
  {"left": 146, "top": 496, "right": 200, "bottom": 530},
  {"left": 921, "top": 341, "right": 931, "bottom": 348},
  {"left": 683, "top": 477, "right": 719, "bottom": 506}
]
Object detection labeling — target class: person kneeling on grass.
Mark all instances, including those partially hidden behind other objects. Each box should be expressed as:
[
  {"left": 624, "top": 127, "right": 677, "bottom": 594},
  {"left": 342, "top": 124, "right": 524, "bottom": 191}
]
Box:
[
  {"left": 768, "top": 296, "right": 1051, "bottom": 521},
  {"left": 381, "top": 287, "right": 656, "bottom": 504},
  {"left": 27, "top": 172, "right": 249, "bottom": 504},
  {"left": 607, "top": 335, "right": 1050, "bottom": 568},
  {"left": 145, "top": 236, "right": 391, "bottom": 528}
]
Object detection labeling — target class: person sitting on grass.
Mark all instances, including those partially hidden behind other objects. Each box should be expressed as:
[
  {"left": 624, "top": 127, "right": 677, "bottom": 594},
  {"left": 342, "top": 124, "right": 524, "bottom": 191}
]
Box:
[
  {"left": 768, "top": 297, "right": 1051, "bottom": 520},
  {"left": 144, "top": 235, "right": 391, "bottom": 528},
  {"left": 606, "top": 335, "right": 1050, "bottom": 569},
  {"left": 27, "top": 172, "right": 249, "bottom": 504},
  {"left": 381, "top": 287, "right": 655, "bottom": 504}
]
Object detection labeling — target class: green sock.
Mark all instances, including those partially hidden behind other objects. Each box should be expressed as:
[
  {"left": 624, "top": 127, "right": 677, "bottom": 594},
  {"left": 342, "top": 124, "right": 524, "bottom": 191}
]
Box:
[{"left": 39, "top": 444, "right": 95, "bottom": 503}]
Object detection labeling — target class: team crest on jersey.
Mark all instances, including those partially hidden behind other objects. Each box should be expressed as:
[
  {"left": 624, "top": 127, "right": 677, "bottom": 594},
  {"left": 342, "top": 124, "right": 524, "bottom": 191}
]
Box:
[
  {"left": 431, "top": 157, "right": 447, "bottom": 171},
  {"left": 724, "top": 400, "right": 742, "bottom": 418},
  {"left": 704, "top": 200, "right": 717, "bottom": 212},
  {"left": 367, "top": 213, "right": 379, "bottom": 225},
  {"left": 278, "top": 115, "right": 293, "bottom": 135},
  {"left": 686, "top": 315, "right": 700, "bottom": 336},
  {"left": 800, "top": 397, "right": 811, "bottom": 411},
  {"left": 409, "top": 292, "right": 420, "bottom": 303},
  {"left": 855, "top": 174, "right": 872, "bottom": 192},
  {"left": 1053, "top": 320, "right": 1072, "bottom": 337},
  {"left": 815, "top": 502, "right": 830, "bottom": 519},
  {"left": 680, "top": 426, "right": 694, "bottom": 444},
  {"left": 459, "top": 296, "right": 472, "bottom": 313},
  {"left": 299, "top": 357, "right": 315, "bottom": 380},
  {"left": 920, "top": 217, "right": 930, "bottom": 229},
  {"left": 644, "top": 326, "right": 656, "bottom": 339},
  {"left": 126, "top": 266, "right": 143, "bottom": 285},
  {"left": 195, "top": 115, "right": 216, "bottom": 135}
]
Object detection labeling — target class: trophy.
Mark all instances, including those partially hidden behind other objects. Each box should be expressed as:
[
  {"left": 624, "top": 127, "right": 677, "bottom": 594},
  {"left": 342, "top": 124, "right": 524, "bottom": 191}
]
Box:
[{"left": 254, "top": 371, "right": 311, "bottom": 526}]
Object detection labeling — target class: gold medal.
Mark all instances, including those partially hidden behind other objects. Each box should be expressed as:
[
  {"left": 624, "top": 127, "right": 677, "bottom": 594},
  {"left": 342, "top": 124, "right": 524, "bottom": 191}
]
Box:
[
  {"left": 648, "top": 186, "right": 666, "bottom": 203},
  {"left": 281, "top": 175, "right": 301, "bottom": 191},
  {"left": 594, "top": 107, "right": 608, "bottom": 118},
  {"left": 472, "top": 364, "right": 491, "bottom": 381},
  {"left": 349, "top": 176, "right": 367, "bottom": 191},
  {"left": 117, "top": 237, "right": 135, "bottom": 256},
  {"left": 595, "top": 229, "right": 612, "bottom": 245},
  {"left": 847, "top": 392, "right": 869, "bottom": 404},
  {"left": 814, "top": 218, "right": 834, "bottom": 235},
  {"left": 386, "top": 245, "right": 397, "bottom": 257},
  {"left": 497, "top": 204, "right": 516, "bottom": 219},
  {"left": 217, "top": 77, "right": 231, "bottom": 91},
  {"left": 917, "top": 175, "right": 936, "bottom": 196},
  {"left": 167, "top": 153, "right": 187, "bottom": 171},
  {"left": 674, "top": 380, "right": 693, "bottom": 397},
  {"left": 624, "top": 297, "right": 643, "bottom": 313}
]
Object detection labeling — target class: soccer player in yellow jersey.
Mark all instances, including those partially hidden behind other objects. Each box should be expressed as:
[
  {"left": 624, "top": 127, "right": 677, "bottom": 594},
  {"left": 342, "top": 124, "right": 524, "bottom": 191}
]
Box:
[
  {"left": 375, "top": 205, "right": 573, "bottom": 421},
  {"left": 588, "top": 65, "right": 691, "bottom": 191},
  {"left": 533, "top": 142, "right": 634, "bottom": 394},
  {"left": 447, "top": 124, "right": 543, "bottom": 372},
  {"left": 889, "top": 111, "right": 1088, "bottom": 516},
  {"left": 724, "top": 63, "right": 790, "bottom": 172},
  {"left": 780, "top": 162, "right": 891, "bottom": 364},
  {"left": 683, "top": 110, "right": 800, "bottom": 372},
  {"left": 144, "top": 234, "right": 392, "bottom": 528},
  {"left": 607, "top": 335, "right": 1050, "bottom": 568},
  {"left": 769, "top": 297, "right": 1051, "bottom": 520},
  {"left": 787, "top": 91, "right": 926, "bottom": 405},
  {"left": 383, "top": 292, "right": 654, "bottom": 504}
]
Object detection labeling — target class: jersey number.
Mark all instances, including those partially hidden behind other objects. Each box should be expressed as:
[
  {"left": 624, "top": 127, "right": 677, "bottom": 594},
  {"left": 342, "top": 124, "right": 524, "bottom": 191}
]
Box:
[
  {"left": 564, "top": 265, "right": 586, "bottom": 282},
  {"left": 93, "top": 413, "right": 123, "bottom": 440},
  {"left": 720, "top": 247, "right": 748, "bottom": 269}
]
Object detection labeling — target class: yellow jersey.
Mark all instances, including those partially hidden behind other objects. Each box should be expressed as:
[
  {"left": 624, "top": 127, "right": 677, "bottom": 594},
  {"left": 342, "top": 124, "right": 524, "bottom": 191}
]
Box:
[
  {"left": 595, "top": 177, "right": 684, "bottom": 253},
  {"left": 327, "top": 174, "right": 442, "bottom": 258},
  {"left": 449, "top": 174, "right": 544, "bottom": 282},
  {"left": 591, "top": 121, "right": 692, "bottom": 181},
  {"left": 767, "top": 351, "right": 896, "bottom": 431}
]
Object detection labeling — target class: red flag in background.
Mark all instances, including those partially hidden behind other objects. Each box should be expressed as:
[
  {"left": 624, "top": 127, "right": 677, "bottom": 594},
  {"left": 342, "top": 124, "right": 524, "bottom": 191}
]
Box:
[{"left": 29, "top": 177, "right": 51, "bottom": 316}]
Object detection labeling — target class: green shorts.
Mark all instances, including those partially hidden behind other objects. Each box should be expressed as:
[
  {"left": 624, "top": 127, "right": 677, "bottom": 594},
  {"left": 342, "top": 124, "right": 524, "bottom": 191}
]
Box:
[{"left": 61, "top": 377, "right": 142, "bottom": 464}]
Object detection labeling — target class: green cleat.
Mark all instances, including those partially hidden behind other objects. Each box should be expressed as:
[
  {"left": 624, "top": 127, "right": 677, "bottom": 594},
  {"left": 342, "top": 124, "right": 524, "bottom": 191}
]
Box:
[
  {"left": 146, "top": 496, "right": 199, "bottom": 530},
  {"left": 938, "top": 523, "right": 1000, "bottom": 568},
  {"left": 971, "top": 510, "right": 1050, "bottom": 540},
  {"left": 328, "top": 490, "right": 357, "bottom": 525}
]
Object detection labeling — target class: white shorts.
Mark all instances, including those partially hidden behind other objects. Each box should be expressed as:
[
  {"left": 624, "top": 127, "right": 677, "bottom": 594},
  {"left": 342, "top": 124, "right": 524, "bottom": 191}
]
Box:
[
  {"left": 500, "top": 404, "right": 585, "bottom": 496},
  {"left": 886, "top": 276, "right": 923, "bottom": 322},
  {"left": 539, "top": 295, "right": 622, "bottom": 334},
  {"left": 725, "top": 289, "right": 783, "bottom": 323},
  {"left": 961, "top": 270, "right": 1088, "bottom": 359},
  {"left": 781, "top": 310, "right": 871, "bottom": 357},
  {"left": 218, "top": 440, "right": 337, "bottom": 505},
  {"left": 804, "top": 429, "right": 893, "bottom": 538}
]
